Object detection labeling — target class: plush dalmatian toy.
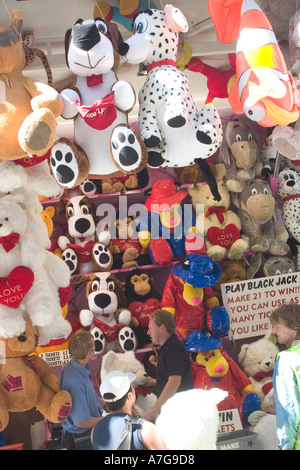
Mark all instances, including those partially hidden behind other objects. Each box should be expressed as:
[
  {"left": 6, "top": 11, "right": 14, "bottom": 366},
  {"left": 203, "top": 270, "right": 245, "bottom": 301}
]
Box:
[
  {"left": 277, "top": 168, "right": 300, "bottom": 269},
  {"left": 49, "top": 18, "right": 148, "bottom": 189},
  {"left": 79, "top": 272, "right": 137, "bottom": 355},
  {"left": 118, "top": 4, "right": 223, "bottom": 200}
]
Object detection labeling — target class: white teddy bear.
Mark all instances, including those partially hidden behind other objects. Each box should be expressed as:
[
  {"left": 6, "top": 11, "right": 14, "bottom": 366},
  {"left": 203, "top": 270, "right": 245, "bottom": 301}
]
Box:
[
  {"left": 156, "top": 388, "right": 228, "bottom": 450},
  {"left": 100, "top": 350, "right": 156, "bottom": 415},
  {"left": 0, "top": 194, "right": 71, "bottom": 344},
  {"left": 238, "top": 332, "right": 279, "bottom": 414}
]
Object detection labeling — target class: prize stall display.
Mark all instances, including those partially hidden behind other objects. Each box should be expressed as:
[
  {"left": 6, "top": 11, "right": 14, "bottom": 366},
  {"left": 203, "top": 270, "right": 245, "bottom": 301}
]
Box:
[{"left": 1, "top": 0, "right": 300, "bottom": 450}]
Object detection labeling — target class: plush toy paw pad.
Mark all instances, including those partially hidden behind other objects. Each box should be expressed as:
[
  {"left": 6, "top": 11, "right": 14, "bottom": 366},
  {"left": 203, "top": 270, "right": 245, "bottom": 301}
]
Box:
[
  {"left": 118, "top": 326, "right": 136, "bottom": 352},
  {"left": 50, "top": 141, "right": 80, "bottom": 188},
  {"left": 62, "top": 248, "right": 78, "bottom": 274},
  {"left": 147, "top": 151, "right": 166, "bottom": 168},
  {"left": 90, "top": 326, "right": 106, "bottom": 354},
  {"left": 80, "top": 179, "right": 97, "bottom": 196},
  {"left": 111, "top": 126, "right": 142, "bottom": 172},
  {"left": 167, "top": 115, "right": 186, "bottom": 128},
  {"left": 92, "top": 243, "right": 113, "bottom": 271}
]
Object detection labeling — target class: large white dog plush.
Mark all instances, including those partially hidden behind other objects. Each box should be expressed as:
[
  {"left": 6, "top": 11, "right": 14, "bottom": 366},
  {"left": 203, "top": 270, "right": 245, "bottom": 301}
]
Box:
[
  {"left": 118, "top": 4, "right": 223, "bottom": 200},
  {"left": 50, "top": 18, "right": 148, "bottom": 189}
]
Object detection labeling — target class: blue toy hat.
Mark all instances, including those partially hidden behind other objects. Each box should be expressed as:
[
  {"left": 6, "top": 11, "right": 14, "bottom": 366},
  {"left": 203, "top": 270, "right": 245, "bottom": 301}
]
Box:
[
  {"left": 171, "top": 253, "right": 221, "bottom": 287},
  {"left": 185, "top": 330, "right": 223, "bottom": 352}
]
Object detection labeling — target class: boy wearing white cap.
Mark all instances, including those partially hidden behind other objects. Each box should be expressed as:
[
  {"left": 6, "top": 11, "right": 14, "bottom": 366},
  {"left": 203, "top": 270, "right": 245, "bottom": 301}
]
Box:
[{"left": 91, "top": 370, "right": 166, "bottom": 450}]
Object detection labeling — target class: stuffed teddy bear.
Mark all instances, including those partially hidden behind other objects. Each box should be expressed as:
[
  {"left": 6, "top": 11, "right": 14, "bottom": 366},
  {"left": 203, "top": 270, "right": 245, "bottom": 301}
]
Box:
[
  {"left": 118, "top": 4, "right": 224, "bottom": 202},
  {"left": 137, "top": 179, "right": 203, "bottom": 266},
  {"left": 188, "top": 181, "right": 249, "bottom": 261},
  {"left": 217, "top": 119, "right": 262, "bottom": 193},
  {"left": 56, "top": 196, "right": 113, "bottom": 274},
  {"left": 41, "top": 205, "right": 62, "bottom": 257},
  {"left": 185, "top": 330, "right": 261, "bottom": 427},
  {"left": 124, "top": 268, "right": 161, "bottom": 348},
  {"left": 238, "top": 179, "right": 290, "bottom": 256},
  {"left": 174, "top": 161, "right": 225, "bottom": 185},
  {"left": 214, "top": 259, "right": 248, "bottom": 305},
  {"left": 0, "top": 10, "right": 63, "bottom": 162},
  {"left": 0, "top": 318, "right": 72, "bottom": 431},
  {"left": 98, "top": 350, "right": 156, "bottom": 415},
  {"left": 160, "top": 253, "right": 230, "bottom": 339},
  {"left": 49, "top": 17, "right": 148, "bottom": 191},
  {"left": 156, "top": 388, "right": 228, "bottom": 450},
  {"left": 0, "top": 195, "right": 72, "bottom": 346},
  {"left": 107, "top": 216, "right": 151, "bottom": 269},
  {"left": 99, "top": 167, "right": 149, "bottom": 194},
  {"left": 238, "top": 331, "right": 280, "bottom": 414},
  {"left": 79, "top": 272, "right": 137, "bottom": 355},
  {"left": 187, "top": 54, "right": 236, "bottom": 104}
]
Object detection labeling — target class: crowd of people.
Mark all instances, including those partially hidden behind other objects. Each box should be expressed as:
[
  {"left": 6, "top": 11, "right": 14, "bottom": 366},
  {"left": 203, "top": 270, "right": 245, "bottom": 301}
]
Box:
[{"left": 59, "top": 304, "right": 300, "bottom": 450}]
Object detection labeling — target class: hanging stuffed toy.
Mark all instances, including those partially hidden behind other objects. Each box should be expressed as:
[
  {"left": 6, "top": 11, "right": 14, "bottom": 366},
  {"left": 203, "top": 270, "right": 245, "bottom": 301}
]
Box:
[
  {"left": 118, "top": 5, "right": 223, "bottom": 201},
  {"left": 136, "top": 179, "right": 204, "bottom": 266},
  {"left": 49, "top": 17, "right": 148, "bottom": 190},
  {"left": 208, "top": 0, "right": 300, "bottom": 127},
  {"left": 160, "top": 253, "right": 230, "bottom": 339},
  {"left": 0, "top": 10, "right": 63, "bottom": 162},
  {"left": 93, "top": 1, "right": 157, "bottom": 31},
  {"left": 187, "top": 54, "right": 236, "bottom": 104}
]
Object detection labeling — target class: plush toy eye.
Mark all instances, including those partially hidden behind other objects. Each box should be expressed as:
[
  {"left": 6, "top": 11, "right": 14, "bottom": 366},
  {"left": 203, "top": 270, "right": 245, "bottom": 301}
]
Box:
[
  {"left": 275, "top": 269, "right": 281, "bottom": 275},
  {"left": 141, "top": 274, "right": 149, "bottom": 282},
  {"left": 133, "top": 18, "right": 148, "bottom": 34},
  {"left": 289, "top": 173, "right": 296, "bottom": 180},
  {"left": 80, "top": 204, "right": 90, "bottom": 215},
  {"left": 251, "top": 188, "right": 257, "bottom": 195},
  {"left": 182, "top": 259, "right": 190, "bottom": 269},
  {"left": 235, "top": 134, "right": 242, "bottom": 141},
  {"left": 263, "top": 187, "right": 269, "bottom": 195},
  {"left": 131, "top": 275, "right": 139, "bottom": 284},
  {"left": 91, "top": 280, "right": 100, "bottom": 291},
  {"left": 95, "top": 19, "right": 107, "bottom": 34},
  {"left": 67, "top": 206, "right": 75, "bottom": 217},
  {"left": 248, "top": 133, "right": 253, "bottom": 140},
  {"left": 283, "top": 173, "right": 289, "bottom": 180},
  {"left": 243, "top": 102, "right": 265, "bottom": 122},
  {"left": 107, "top": 281, "right": 114, "bottom": 291}
]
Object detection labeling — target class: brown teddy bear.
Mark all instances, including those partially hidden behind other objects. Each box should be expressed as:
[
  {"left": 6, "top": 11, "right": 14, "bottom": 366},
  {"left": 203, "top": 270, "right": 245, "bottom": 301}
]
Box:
[
  {"left": 189, "top": 181, "right": 249, "bottom": 261},
  {"left": 0, "top": 10, "right": 63, "bottom": 162},
  {"left": 0, "top": 318, "right": 72, "bottom": 431}
]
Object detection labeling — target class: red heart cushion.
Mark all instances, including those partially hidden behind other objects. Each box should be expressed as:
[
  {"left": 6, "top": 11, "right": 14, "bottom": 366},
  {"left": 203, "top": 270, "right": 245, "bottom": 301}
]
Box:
[
  {"left": 129, "top": 298, "right": 161, "bottom": 327},
  {"left": 207, "top": 224, "right": 240, "bottom": 250},
  {"left": 0, "top": 266, "right": 34, "bottom": 308}
]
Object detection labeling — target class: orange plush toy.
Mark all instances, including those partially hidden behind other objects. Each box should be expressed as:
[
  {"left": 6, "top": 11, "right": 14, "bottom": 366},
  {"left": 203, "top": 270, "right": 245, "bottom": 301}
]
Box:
[{"left": 0, "top": 318, "right": 72, "bottom": 431}]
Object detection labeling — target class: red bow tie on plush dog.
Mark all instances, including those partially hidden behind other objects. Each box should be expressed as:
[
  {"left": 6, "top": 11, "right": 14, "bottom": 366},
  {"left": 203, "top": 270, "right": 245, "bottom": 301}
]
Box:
[{"left": 0, "top": 233, "right": 20, "bottom": 252}]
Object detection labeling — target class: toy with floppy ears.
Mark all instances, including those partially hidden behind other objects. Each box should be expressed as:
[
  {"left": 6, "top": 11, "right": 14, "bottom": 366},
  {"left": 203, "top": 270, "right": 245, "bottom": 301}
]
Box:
[
  {"left": 0, "top": 318, "right": 72, "bottom": 431},
  {"left": 79, "top": 272, "right": 137, "bottom": 355},
  {"left": 0, "top": 10, "right": 63, "bottom": 162},
  {"left": 160, "top": 253, "right": 230, "bottom": 339},
  {"left": 49, "top": 17, "right": 148, "bottom": 190},
  {"left": 185, "top": 329, "right": 261, "bottom": 426},
  {"left": 137, "top": 179, "right": 203, "bottom": 266},
  {"left": 118, "top": 4, "right": 223, "bottom": 201}
]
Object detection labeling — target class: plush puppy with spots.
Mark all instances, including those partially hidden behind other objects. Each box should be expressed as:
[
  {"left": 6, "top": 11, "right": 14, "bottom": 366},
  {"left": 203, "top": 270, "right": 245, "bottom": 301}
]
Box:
[
  {"left": 79, "top": 272, "right": 137, "bottom": 355},
  {"left": 56, "top": 195, "right": 113, "bottom": 274},
  {"left": 50, "top": 18, "right": 148, "bottom": 190},
  {"left": 118, "top": 5, "right": 223, "bottom": 201}
]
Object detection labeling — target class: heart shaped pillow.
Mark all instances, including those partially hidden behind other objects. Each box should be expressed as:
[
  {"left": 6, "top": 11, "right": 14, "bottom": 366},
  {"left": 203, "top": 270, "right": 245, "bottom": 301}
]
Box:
[{"left": 0, "top": 266, "right": 34, "bottom": 308}]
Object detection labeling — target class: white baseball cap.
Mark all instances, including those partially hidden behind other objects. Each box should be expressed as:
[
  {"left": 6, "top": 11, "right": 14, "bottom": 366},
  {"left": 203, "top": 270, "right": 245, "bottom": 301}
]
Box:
[{"left": 100, "top": 370, "right": 136, "bottom": 402}]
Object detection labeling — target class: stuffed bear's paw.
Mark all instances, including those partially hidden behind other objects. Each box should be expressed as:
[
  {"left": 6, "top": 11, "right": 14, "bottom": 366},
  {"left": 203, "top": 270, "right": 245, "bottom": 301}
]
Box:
[
  {"left": 92, "top": 243, "right": 113, "bottom": 271},
  {"left": 62, "top": 248, "right": 78, "bottom": 274},
  {"left": 19, "top": 108, "right": 57, "bottom": 156},
  {"left": 90, "top": 326, "right": 106, "bottom": 355},
  {"left": 79, "top": 179, "right": 98, "bottom": 196},
  {"left": 118, "top": 326, "right": 137, "bottom": 353},
  {"left": 50, "top": 138, "right": 89, "bottom": 188},
  {"left": 111, "top": 124, "right": 145, "bottom": 173}
]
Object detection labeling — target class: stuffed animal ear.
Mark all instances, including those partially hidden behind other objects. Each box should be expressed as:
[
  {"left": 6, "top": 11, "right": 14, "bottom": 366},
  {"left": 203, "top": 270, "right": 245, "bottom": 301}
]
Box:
[
  {"left": 107, "top": 22, "right": 123, "bottom": 51},
  {"left": 64, "top": 28, "right": 72, "bottom": 68},
  {"left": 55, "top": 198, "right": 68, "bottom": 216},
  {"left": 164, "top": 4, "right": 188, "bottom": 33},
  {"left": 11, "top": 10, "right": 23, "bottom": 33},
  {"left": 237, "top": 343, "right": 249, "bottom": 363}
]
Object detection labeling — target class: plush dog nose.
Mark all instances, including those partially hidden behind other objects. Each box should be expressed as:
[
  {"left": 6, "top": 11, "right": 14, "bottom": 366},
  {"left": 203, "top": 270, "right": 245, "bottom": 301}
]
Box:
[
  {"left": 118, "top": 42, "right": 129, "bottom": 56},
  {"left": 94, "top": 293, "right": 111, "bottom": 309},
  {"left": 75, "top": 218, "right": 91, "bottom": 234},
  {"left": 73, "top": 22, "right": 100, "bottom": 51}
]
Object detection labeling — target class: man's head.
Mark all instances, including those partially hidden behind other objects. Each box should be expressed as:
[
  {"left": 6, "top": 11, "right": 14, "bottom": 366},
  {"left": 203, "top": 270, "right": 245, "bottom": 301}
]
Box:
[
  {"left": 148, "top": 309, "right": 175, "bottom": 346},
  {"left": 68, "top": 330, "right": 95, "bottom": 361},
  {"left": 270, "top": 303, "right": 300, "bottom": 345},
  {"left": 100, "top": 370, "right": 136, "bottom": 412}
]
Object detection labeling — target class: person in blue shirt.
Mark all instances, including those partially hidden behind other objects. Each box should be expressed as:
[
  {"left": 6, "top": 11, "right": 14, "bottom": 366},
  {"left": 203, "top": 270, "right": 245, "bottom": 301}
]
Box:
[
  {"left": 61, "top": 331, "right": 103, "bottom": 450},
  {"left": 270, "top": 303, "right": 300, "bottom": 450},
  {"left": 91, "top": 370, "right": 166, "bottom": 450}
]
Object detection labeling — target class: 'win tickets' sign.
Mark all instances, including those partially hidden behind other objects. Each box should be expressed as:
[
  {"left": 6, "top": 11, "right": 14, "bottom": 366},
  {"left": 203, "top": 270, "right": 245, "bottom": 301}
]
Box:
[{"left": 221, "top": 272, "right": 300, "bottom": 340}]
